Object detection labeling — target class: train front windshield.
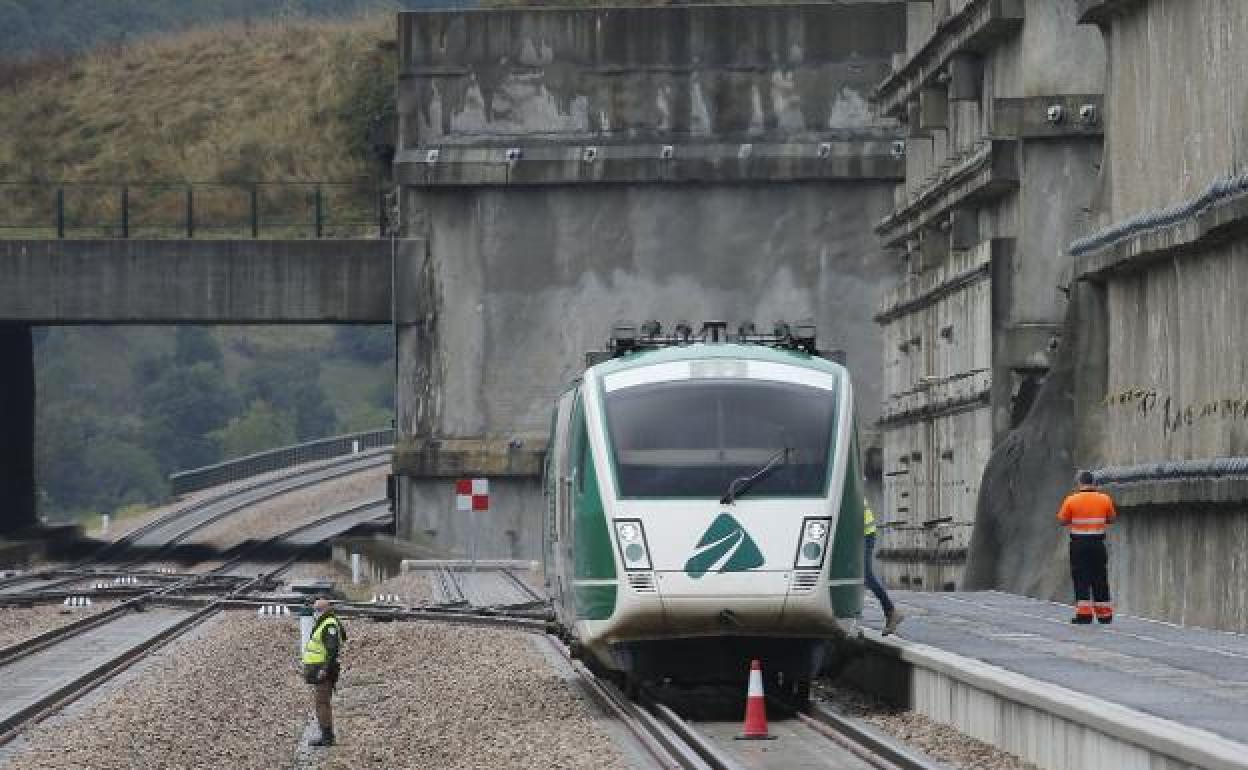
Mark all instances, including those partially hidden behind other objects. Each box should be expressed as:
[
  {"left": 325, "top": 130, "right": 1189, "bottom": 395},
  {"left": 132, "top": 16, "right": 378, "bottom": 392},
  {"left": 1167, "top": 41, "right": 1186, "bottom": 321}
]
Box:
[{"left": 604, "top": 378, "right": 838, "bottom": 499}]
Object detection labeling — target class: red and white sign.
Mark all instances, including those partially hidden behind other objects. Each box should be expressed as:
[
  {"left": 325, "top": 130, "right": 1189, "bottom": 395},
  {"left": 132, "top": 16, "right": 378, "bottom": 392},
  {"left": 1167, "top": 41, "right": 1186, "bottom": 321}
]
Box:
[{"left": 456, "top": 478, "right": 489, "bottom": 512}]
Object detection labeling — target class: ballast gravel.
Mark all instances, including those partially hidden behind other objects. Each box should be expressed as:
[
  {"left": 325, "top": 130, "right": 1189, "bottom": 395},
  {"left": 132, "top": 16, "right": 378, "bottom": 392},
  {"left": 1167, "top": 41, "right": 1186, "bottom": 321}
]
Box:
[
  {"left": 3, "top": 612, "right": 306, "bottom": 770},
  {"left": 186, "top": 466, "right": 388, "bottom": 551},
  {"left": 365, "top": 569, "right": 434, "bottom": 604},
  {"left": 0, "top": 601, "right": 120, "bottom": 650},
  {"left": 816, "top": 684, "right": 1042, "bottom": 770},
  {"left": 3, "top": 613, "right": 628, "bottom": 770},
  {"left": 315, "top": 622, "right": 628, "bottom": 770}
]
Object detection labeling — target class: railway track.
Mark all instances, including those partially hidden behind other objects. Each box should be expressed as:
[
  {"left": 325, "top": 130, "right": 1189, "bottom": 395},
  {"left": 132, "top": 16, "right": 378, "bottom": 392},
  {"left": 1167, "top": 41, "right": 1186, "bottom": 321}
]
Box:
[
  {"left": 209, "top": 498, "right": 391, "bottom": 578},
  {"left": 541, "top": 634, "right": 949, "bottom": 770},
  {"left": 0, "top": 451, "right": 391, "bottom": 608},
  {"left": 101, "top": 449, "right": 391, "bottom": 569},
  {"left": 0, "top": 493, "right": 402, "bottom": 746},
  {"left": 423, "top": 564, "right": 546, "bottom": 609}
]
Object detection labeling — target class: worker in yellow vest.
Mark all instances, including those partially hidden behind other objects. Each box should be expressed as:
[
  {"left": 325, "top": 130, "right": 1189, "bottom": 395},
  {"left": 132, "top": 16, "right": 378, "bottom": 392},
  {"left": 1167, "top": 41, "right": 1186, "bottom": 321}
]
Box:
[
  {"left": 865, "top": 498, "right": 904, "bottom": 635},
  {"left": 302, "top": 598, "right": 346, "bottom": 747}
]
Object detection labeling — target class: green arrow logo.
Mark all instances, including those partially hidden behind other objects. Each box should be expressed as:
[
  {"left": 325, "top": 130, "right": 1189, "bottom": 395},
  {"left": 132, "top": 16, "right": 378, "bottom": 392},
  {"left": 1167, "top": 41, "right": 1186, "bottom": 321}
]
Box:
[{"left": 684, "top": 513, "right": 765, "bottom": 578}]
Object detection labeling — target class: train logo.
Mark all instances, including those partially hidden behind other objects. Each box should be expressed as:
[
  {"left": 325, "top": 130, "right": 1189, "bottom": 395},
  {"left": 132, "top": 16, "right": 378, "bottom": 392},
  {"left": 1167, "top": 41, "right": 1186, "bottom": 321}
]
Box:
[{"left": 684, "top": 513, "right": 765, "bottom": 578}]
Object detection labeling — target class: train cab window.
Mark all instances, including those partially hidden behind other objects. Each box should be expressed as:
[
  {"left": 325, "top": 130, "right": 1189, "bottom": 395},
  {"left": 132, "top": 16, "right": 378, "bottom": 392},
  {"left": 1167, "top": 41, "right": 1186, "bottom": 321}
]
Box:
[{"left": 604, "top": 378, "right": 837, "bottom": 498}]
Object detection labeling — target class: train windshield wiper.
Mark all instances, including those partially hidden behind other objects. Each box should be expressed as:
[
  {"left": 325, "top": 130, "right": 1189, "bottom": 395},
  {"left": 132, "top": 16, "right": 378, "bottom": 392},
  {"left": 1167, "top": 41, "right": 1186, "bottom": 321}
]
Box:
[{"left": 720, "top": 447, "right": 791, "bottom": 505}]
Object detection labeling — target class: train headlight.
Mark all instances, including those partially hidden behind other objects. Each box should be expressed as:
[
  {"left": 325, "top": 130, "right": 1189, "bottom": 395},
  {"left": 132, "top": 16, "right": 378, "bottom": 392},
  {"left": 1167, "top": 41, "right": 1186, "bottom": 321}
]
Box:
[
  {"left": 615, "top": 519, "right": 652, "bottom": 571},
  {"left": 795, "top": 517, "right": 831, "bottom": 569}
]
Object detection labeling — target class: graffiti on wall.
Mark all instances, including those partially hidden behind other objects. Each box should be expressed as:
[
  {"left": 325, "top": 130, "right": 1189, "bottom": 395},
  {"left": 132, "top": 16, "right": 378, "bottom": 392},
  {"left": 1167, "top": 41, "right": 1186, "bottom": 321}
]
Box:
[{"left": 1104, "top": 387, "right": 1248, "bottom": 436}]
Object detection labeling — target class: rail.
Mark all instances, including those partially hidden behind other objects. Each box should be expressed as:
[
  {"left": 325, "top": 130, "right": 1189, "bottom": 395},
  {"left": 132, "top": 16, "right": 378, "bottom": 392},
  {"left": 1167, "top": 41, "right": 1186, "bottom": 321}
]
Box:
[
  {"left": 169, "top": 428, "right": 393, "bottom": 496},
  {"left": 0, "top": 181, "right": 389, "bottom": 240}
]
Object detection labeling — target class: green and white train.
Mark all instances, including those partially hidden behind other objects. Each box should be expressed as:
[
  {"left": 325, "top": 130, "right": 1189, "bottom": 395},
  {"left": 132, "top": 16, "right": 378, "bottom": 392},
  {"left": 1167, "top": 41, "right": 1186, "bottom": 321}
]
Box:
[{"left": 543, "top": 323, "right": 865, "bottom": 702}]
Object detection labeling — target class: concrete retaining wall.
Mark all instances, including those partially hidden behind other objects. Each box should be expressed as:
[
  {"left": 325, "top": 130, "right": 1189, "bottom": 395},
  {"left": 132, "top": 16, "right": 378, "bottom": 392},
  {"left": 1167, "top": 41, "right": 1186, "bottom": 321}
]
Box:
[
  {"left": 1063, "top": 1, "right": 1248, "bottom": 632},
  {"left": 1101, "top": 240, "right": 1248, "bottom": 466},
  {"left": 394, "top": 3, "right": 907, "bottom": 560},
  {"left": 1109, "top": 507, "right": 1248, "bottom": 633},
  {"left": 1097, "top": 0, "right": 1248, "bottom": 222}
]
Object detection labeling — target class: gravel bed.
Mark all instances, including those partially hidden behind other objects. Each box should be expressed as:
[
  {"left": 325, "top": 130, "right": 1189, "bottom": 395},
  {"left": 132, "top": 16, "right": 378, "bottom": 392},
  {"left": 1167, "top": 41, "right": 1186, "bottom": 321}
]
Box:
[
  {"left": 814, "top": 684, "right": 1041, "bottom": 770},
  {"left": 378, "top": 570, "right": 434, "bottom": 601},
  {"left": 2, "top": 607, "right": 627, "bottom": 769},
  {"left": 186, "top": 466, "right": 388, "bottom": 551},
  {"left": 0, "top": 601, "right": 122, "bottom": 649},
  {"left": 312, "top": 621, "right": 627, "bottom": 770},
  {"left": 336, "top": 566, "right": 434, "bottom": 605},
  {"left": 3, "top": 612, "right": 308, "bottom": 770}
]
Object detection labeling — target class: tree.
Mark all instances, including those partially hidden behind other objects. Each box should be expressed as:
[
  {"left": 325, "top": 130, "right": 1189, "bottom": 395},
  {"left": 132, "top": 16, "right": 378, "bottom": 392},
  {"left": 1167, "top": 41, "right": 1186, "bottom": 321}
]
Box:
[
  {"left": 242, "top": 351, "right": 336, "bottom": 441},
  {"left": 174, "top": 326, "right": 223, "bottom": 369},
  {"left": 213, "top": 399, "right": 296, "bottom": 458},
  {"left": 142, "top": 361, "right": 238, "bottom": 473},
  {"left": 83, "top": 437, "right": 166, "bottom": 510}
]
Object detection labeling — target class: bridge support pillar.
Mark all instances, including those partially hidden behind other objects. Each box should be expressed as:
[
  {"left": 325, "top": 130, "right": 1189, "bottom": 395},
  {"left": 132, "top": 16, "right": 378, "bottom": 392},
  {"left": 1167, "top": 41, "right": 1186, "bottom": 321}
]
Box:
[{"left": 0, "top": 323, "right": 36, "bottom": 535}]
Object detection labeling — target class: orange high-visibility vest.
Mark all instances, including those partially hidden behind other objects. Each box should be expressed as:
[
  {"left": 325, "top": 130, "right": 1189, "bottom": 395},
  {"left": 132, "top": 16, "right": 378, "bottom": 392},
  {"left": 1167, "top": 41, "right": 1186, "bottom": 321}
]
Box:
[{"left": 1057, "top": 490, "right": 1118, "bottom": 535}]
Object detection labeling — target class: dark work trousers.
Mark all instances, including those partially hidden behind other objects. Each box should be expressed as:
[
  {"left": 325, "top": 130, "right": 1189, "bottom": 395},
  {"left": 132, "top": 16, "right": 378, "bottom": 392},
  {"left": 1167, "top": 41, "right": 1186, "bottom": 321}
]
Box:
[
  {"left": 864, "top": 534, "right": 894, "bottom": 616},
  {"left": 1069, "top": 535, "right": 1110, "bottom": 605},
  {"left": 312, "top": 679, "right": 334, "bottom": 729}
]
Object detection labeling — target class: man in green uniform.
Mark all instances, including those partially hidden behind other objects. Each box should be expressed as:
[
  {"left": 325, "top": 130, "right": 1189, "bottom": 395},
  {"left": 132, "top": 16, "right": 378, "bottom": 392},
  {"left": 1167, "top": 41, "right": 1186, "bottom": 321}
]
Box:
[{"left": 302, "top": 598, "right": 346, "bottom": 747}]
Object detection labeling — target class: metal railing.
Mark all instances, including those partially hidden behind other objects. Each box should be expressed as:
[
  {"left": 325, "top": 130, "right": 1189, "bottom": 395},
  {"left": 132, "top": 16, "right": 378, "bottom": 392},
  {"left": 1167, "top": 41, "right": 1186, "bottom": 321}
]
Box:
[
  {"left": 0, "top": 181, "right": 387, "bottom": 239},
  {"left": 170, "top": 428, "right": 394, "bottom": 496}
]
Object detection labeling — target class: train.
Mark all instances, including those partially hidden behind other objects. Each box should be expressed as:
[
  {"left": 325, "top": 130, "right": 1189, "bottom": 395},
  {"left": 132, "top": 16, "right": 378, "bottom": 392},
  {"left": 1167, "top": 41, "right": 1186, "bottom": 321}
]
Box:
[{"left": 543, "top": 321, "right": 864, "bottom": 704}]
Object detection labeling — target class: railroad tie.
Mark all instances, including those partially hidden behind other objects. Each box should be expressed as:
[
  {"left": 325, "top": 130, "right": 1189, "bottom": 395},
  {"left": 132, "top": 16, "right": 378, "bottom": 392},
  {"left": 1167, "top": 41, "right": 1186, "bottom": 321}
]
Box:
[{"left": 63, "top": 596, "right": 93, "bottom": 607}]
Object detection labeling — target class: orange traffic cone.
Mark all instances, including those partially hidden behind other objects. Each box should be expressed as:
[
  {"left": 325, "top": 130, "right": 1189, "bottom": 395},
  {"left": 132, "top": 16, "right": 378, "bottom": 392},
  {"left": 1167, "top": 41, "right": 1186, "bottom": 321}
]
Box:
[{"left": 737, "top": 659, "right": 775, "bottom": 740}]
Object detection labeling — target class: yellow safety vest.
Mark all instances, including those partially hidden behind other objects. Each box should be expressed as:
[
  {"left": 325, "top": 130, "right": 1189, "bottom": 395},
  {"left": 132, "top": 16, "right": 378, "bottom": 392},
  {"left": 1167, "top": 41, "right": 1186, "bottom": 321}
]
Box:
[
  {"left": 864, "top": 499, "right": 877, "bottom": 536},
  {"left": 302, "top": 615, "right": 342, "bottom": 665}
]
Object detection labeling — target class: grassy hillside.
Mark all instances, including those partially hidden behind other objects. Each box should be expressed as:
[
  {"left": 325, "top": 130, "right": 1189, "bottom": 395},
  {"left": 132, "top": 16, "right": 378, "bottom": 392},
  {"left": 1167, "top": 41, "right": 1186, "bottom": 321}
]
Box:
[
  {"left": 0, "top": 15, "right": 393, "bottom": 183},
  {"left": 0, "top": 0, "right": 469, "bottom": 61},
  {"left": 4, "top": 16, "right": 401, "bottom": 521}
]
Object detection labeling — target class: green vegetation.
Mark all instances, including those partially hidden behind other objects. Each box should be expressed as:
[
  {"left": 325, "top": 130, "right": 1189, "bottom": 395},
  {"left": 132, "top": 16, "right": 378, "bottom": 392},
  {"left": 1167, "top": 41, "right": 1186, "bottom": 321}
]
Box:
[
  {"left": 0, "top": 14, "right": 396, "bottom": 185},
  {"left": 36, "top": 324, "right": 395, "bottom": 521},
  {"left": 4, "top": 15, "right": 409, "bottom": 522}
]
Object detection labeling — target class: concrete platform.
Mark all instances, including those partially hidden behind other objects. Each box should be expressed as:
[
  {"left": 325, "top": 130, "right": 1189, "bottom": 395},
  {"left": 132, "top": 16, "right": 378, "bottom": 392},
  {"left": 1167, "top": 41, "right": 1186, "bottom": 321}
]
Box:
[{"left": 857, "top": 591, "right": 1248, "bottom": 770}]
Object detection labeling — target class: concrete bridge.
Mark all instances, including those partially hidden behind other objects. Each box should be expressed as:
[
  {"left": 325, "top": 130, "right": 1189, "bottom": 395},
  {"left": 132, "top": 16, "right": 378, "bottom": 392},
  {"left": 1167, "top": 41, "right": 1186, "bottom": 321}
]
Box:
[{"left": 0, "top": 238, "right": 418, "bottom": 534}]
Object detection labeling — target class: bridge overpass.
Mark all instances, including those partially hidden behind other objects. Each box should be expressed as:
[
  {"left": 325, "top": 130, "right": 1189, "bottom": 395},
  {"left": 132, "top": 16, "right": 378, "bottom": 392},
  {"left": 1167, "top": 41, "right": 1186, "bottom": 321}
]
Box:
[{"left": 0, "top": 238, "right": 420, "bottom": 534}]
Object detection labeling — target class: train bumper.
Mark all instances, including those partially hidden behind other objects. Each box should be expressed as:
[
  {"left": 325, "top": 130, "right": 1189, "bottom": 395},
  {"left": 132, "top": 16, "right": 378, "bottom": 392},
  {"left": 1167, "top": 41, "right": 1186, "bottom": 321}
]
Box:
[{"left": 604, "top": 570, "right": 856, "bottom": 640}]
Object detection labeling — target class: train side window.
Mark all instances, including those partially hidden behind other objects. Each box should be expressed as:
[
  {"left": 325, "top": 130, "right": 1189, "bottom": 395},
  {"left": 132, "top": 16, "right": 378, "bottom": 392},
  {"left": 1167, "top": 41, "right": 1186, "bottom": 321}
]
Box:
[{"left": 569, "top": 397, "right": 589, "bottom": 494}]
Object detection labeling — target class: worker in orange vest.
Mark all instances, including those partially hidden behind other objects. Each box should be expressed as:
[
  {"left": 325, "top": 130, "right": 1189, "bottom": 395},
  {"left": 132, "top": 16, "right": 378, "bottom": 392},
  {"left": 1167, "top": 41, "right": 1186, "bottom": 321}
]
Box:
[{"left": 1056, "top": 470, "right": 1119, "bottom": 624}]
